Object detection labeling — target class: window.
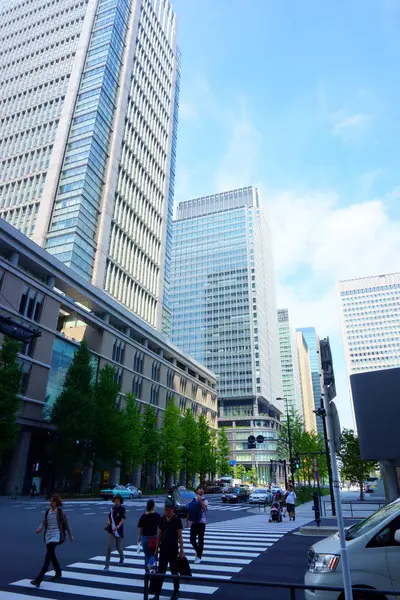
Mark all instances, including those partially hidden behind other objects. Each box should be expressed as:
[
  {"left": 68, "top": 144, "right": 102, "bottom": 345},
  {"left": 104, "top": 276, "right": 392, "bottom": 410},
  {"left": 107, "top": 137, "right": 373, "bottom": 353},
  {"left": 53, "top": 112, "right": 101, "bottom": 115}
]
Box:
[
  {"left": 152, "top": 360, "right": 160, "bottom": 382},
  {"left": 179, "top": 396, "right": 187, "bottom": 413},
  {"left": 167, "top": 369, "right": 174, "bottom": 389},
  {"left": 191, "top": 382, "right": 198, "bottom": 399},
  {"left": 112, "top": 339, "right": 125, "bottom": 364},
  {"left": 21, "top": 337, "right": 37, "bottom": 358},
  {"left": 133, "top": 351, "right": 144, "bottom": 373},
  {"left": 150, "top": 384, "right": 159, "bottom": 406},
  {"left": 166, "top": 390, "right": 174, "bottom": 403},
  {"left": 19, "top": 286, "right": 44, "bottom": 322},
  {"left": 114, "top": 367, "right": 123, "bottom": 390},
  {"left": 202, "top": 388, "right": 207, "bottom": 400},
  {"left": 132, "top": 375, "right": 142, "bottom": 398},
  {"left": 180, "top": 376, "right": 187, "bottom": 393},
  {"left": 20, "top": 360, "right": 32, "bottom": 396}
]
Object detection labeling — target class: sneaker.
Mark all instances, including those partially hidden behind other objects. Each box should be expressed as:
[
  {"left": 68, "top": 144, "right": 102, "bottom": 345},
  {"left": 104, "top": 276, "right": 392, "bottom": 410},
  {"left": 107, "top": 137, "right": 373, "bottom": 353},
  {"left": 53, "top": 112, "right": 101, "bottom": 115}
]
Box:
[
  {"left": 194, "top": 556, "right": 201, "bottom": 564},
  {"left": 52, "top": 575, "right": 62, "bottom": 583},
  {"left": 170, "top": 593, "right": 180, "bottom": 600},
  {"left": 103, "top": 566, "right": 109, "bottom": 572},
  {"left": 119, "top": 558, "right": 124, "bottom": 564},
  {"left": 30, "top": 580, "right": 40, "bottom": 588}
]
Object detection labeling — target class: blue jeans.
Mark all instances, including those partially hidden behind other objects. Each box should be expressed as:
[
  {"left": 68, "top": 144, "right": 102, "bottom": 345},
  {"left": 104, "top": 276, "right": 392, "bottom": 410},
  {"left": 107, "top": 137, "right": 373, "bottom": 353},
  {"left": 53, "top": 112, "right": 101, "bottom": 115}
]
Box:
[{"left": 141, "top": 535, "right": 157, "bottom": 567}]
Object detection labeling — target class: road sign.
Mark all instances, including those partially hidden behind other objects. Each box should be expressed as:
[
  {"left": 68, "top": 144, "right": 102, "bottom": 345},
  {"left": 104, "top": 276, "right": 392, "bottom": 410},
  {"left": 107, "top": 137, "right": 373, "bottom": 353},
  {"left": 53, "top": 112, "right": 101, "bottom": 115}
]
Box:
[
  {"left": 256, "top": 434, "right": 264, "bottom": 444},
  {"left": 229, "top": 459, "right": 236, "bottom": 466}
]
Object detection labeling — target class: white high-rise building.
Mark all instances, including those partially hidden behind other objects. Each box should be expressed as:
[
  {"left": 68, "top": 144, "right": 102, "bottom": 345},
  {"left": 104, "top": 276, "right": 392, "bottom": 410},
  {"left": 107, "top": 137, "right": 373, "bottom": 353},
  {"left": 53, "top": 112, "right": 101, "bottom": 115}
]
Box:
[
  {"left": 0, "top": 0, "right": 180, "bottom": 332},
  {"left": 277, "top": 308, "right": 303, "bottom": 417},
  {"left": 170, "top": 187, "right": 284, "bottom": 483},
  {"left": 338, "top": 272, "right": 400, "bottom": 376}
]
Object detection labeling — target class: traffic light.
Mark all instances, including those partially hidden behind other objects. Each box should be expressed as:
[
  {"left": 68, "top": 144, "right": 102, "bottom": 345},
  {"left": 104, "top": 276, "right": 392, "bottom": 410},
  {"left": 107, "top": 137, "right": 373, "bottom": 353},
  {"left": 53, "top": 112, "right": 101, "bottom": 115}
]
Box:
[
  {"left": 290, "top": 456, "right": 301, "bottom": 471},
  {"left": 247, "top": 435, "right": 256, "bottom": 449}
]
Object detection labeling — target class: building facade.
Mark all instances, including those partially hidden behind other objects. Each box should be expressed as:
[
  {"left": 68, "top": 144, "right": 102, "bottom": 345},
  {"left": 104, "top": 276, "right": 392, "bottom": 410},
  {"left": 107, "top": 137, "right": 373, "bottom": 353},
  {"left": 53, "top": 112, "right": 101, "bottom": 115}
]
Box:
[
  {"left": 338, "top": 272, "right": 400, "bottom": 376},
  {"left": 277, "top": 308, "right": 303, "bottom": 417},
  {"left": 0, "top": 220, "right": 217, "bottom": 494},
  {"left": 296, "top": 327, "right": 323, "bottom": 436},
  {"left": 0, "top": 0, "right": 179, "bottom": 330},
  {"left": 170, "top": 186, "right": 283, "bottom": 482},
  {"left": 296, "top": 331, "right": 317, "bottom": 433}
]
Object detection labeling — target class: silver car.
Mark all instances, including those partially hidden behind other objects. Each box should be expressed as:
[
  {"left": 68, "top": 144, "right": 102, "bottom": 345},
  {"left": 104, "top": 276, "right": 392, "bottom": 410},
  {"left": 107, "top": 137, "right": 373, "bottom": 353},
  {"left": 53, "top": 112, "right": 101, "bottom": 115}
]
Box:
[{"left": 248, "top": 489, "right": 272, "bottom": 504}]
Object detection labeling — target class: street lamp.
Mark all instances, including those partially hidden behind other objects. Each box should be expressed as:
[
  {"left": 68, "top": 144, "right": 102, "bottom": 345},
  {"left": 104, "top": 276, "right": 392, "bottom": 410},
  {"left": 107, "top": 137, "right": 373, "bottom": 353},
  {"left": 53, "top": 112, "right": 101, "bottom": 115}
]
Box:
[{"left": 276, "top": 397, "right": 295, "bottom": 486}]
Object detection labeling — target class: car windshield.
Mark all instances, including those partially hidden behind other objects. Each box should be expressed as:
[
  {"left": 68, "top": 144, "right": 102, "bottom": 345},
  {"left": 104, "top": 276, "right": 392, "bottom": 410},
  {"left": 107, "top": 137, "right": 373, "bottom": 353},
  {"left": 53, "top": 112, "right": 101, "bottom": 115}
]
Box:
[
  {"left": 255, "top": 489, "right": 268, "bottom": 494},
  {"left": 346, "top": 500, "right": 399, "bottom": 540},
  {"left": 226, "top": 487, "right": 239, "bottom": 493}
]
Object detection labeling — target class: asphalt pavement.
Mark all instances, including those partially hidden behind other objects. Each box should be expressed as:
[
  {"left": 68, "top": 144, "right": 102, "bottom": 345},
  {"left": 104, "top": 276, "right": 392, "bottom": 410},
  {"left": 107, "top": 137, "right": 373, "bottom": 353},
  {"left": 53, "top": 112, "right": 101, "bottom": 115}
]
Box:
[{"left": 0, "top": 494, "right": 318, "bottom": 600}]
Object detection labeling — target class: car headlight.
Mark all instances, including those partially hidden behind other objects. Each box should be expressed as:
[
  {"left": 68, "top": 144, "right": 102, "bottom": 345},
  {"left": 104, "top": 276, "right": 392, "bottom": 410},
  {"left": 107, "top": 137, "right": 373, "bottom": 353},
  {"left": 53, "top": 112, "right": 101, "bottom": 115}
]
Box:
[{"left": 308, "top": 551, "right": 340, "bottom": 573}]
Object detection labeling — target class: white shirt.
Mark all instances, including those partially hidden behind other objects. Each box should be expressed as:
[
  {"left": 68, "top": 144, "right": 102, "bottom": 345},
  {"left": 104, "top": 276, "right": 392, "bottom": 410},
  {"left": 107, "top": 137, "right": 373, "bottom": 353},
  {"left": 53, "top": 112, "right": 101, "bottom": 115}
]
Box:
[{"left": 286, "top": 491, "right": 296, "bottom": 504}]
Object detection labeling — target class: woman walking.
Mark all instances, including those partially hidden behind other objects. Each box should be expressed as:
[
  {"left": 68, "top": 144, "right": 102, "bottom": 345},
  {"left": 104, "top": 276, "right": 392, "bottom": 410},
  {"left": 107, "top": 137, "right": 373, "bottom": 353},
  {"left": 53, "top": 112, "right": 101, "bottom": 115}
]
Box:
[
  {"left": 138, "top": 499, "right": 161, "bottom": 568},
  {"left": 104, "top": 494, "right": 126, "bottom": 572},
  {"left": 30, "top": 494, "right": 73, "bottom": 588},
  {"left": 285, "top": 484, "right": 297, "bottom": 521}
]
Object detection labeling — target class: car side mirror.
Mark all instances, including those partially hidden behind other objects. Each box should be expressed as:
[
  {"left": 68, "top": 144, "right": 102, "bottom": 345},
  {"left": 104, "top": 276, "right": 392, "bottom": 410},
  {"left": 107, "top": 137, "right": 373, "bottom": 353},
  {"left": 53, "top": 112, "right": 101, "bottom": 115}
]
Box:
[{"left": 394, "top": 529, "right": 400, "bottom": 544}]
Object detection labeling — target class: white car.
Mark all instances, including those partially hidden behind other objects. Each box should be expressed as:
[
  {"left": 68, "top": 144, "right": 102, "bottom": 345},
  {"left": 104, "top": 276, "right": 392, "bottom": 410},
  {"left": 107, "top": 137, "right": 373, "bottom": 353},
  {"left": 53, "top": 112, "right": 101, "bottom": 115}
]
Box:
[
  {"left": 126, "top": 485, "right": 142, "bottom": 498},
  {"left": 305, "top": 498, "right": 400, "bottom": 599},
  {"left": 248, "top": 489, "right": 272, "bottom": 504}
]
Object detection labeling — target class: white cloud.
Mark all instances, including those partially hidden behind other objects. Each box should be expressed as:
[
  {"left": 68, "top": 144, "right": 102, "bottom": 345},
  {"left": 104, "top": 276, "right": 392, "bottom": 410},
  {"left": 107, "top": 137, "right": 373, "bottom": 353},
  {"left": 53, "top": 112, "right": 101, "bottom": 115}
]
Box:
[{"left": 331, "top": 111, "right": 372, "bottom": 142}]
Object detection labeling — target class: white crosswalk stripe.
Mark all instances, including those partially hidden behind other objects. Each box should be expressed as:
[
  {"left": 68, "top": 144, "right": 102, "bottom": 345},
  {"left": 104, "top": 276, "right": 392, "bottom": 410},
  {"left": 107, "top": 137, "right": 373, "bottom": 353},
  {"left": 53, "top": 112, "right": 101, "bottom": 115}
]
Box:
[{"left": 3, "top": 514, "right": 303, "bottom": 600}]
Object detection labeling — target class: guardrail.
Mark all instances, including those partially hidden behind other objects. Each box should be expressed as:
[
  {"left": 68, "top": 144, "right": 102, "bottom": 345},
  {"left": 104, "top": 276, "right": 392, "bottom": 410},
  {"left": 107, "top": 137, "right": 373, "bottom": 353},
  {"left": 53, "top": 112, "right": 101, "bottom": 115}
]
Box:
[
  {"left": 143, "top": 571, "right": 400, "bottom": 599},
  {"left": 323, "top": 499, "right": 387, "bottom": 517}
]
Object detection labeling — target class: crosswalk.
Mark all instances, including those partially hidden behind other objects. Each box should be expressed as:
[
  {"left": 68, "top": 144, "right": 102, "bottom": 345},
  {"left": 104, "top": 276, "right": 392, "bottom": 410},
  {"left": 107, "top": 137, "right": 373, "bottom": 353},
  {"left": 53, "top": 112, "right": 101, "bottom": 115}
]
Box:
[{"left": 1, "top": 514, "right": 305, "bottom": 600}]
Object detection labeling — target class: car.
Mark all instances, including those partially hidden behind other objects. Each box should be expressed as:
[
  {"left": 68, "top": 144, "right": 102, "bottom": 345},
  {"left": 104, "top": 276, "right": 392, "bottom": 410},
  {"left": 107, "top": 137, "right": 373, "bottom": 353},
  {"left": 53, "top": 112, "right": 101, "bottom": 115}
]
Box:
[
  {"left": 305, "top": 498, "right": 400, "bottom": 600},
  {"left": 100, "top": 484, "right": 135, "bottom": 500},
  {"left": 204, "top": 484, "right": 222, "bottom": 494},
  {"left": 168, "top": 487, "right": 196, "bottom": 517},
  {"left": 249, "top": 488, "right": 272, "bottom": 504},
  {"left": 221, "top": 486, "right": 250, "bottom": 503},
  {"left": 126, "top": 485, "right": 142, "bottom": 498},
  {"left": 271, "top": 485, "right": 283, "bottom": 494}
]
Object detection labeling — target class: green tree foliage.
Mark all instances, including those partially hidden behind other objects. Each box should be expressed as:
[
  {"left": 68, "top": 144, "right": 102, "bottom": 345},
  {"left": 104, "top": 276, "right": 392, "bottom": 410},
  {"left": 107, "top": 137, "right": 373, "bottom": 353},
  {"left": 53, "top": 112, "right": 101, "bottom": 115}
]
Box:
[
  {"left": 235, "top": 464, "right": 246, "bottom": 482},
  {"left": 339, "top": 429, "right": 378, "bottom": 500},
  {"left": 120, "top": 393, "right": 143, "bottom": 482},
  {"left": 197, "top": 414, "right": 215, "bottom": 482},
  {"left": 91, "top": 364, "right": 121, "bottom": 470},
  {"left": 216, "top": 427, "right": 231, "bottom": 476},
  {"left": 160, "top": 398, "right": 181, "bottom": 487},
  {"left": 0, "top": 336, "right": 22, "bottom": 461},
  {"left": 181, "top": 409, "right": 200, "bottom": 487},
  {"left": 51, "top": 341, "right": 95, "bottom": 473},
  {"left": 140, "top": 404, "right": 159, "bottom": 489}
]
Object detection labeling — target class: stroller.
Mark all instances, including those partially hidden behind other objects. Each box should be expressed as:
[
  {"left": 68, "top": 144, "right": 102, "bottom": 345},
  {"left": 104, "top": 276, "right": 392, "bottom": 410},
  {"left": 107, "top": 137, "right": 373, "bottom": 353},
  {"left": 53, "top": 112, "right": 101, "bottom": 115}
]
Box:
[{"left": 269, "top": 500, "right": 283, "bottom": 522}]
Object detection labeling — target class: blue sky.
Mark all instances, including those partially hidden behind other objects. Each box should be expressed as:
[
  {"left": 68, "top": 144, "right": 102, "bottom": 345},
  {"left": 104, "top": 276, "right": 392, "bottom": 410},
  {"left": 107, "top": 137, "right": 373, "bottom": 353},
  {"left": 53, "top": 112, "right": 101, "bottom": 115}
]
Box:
[{"left": 172, "top": 0, "right": 400, "bottom": 428}]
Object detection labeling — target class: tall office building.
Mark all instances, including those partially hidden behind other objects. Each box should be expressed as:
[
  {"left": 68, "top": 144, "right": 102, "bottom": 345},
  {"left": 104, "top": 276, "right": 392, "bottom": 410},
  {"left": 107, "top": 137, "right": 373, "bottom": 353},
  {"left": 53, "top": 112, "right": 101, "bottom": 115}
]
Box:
[
  {"left": 296, "top": 327, "right": 323, "bottom": 436},
  {"left": 338, "top": 272, "right": 400, "bottom": 376},
  {"left": 277, "top": 308, "right": 303, "bottom": 417},
  {"left": 296, "top": 331, "right": 317, "bottom": 433},
  {"left": 0, "top": 0, "right": 179, "bottom": 331},
  {"left": 171, "top": 186, "right": 284, "bottom": 482}
]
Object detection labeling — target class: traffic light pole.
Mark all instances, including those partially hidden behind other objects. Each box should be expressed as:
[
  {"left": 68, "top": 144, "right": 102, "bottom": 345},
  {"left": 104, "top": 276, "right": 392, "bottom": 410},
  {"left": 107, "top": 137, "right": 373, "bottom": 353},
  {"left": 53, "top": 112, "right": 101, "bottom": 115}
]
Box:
[
  {"left": 286, "top": 401, "right": 295, "bottom": 486},
  {"left": 321, "top": 398, "right": 336, "bottom": 516}
]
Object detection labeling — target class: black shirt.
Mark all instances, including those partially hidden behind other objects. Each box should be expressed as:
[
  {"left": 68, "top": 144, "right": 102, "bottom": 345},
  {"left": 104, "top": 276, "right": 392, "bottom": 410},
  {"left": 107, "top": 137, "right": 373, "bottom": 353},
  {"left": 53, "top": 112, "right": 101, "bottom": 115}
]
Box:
[
  {"left": 138, "top": 511, "right": 162, "bottom": 536},
  {"left": 159, "top": 514, "right": 183, "bottom": 549},
  {"left": 109, "top": 506, "right": 126, "bottom": 537}
]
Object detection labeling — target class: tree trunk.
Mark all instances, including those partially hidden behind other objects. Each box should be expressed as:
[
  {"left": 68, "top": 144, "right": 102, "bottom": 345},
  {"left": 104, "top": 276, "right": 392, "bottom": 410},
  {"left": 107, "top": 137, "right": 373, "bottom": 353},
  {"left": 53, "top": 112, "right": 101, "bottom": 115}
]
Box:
[{"left": 359, "top": 480, "right": 364, "bottom": 501}]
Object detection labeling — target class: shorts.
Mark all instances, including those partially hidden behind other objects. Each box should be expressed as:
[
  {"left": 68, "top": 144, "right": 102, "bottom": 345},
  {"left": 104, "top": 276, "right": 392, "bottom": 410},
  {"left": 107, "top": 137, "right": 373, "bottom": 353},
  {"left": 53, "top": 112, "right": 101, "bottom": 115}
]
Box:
[{"left": 286, "top": 503, "right": 295, "bottom": 513}]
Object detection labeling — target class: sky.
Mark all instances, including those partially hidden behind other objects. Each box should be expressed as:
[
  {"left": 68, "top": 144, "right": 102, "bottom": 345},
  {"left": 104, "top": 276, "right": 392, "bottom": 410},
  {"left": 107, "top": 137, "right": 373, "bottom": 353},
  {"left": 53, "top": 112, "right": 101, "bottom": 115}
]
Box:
[{"left": 171, "top": 0, "right": 400, "bottom": 429}]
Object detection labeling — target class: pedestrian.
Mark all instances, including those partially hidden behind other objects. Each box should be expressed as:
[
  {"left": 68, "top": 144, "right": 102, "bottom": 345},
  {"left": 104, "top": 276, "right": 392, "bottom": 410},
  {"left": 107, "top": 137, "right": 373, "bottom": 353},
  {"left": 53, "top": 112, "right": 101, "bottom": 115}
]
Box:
[
  {"left": 285, "top": 484, "right": 297, "bottom": 521},
  {"left": 31, "top": 482, "right": 37, "bottom": 499},
  {"left": 186, "top": 486, "right": 208, "bottom": 563},
  {"left": 104, "top": 493, "right": 126, "bottom": 572},
  {"left": 138, "top": 499, "right": 161, "bottom": 568},
  {"left": 30, "top": 494, "right": 73, "bottom": 588},
  {"left": 151, "top": 500, "right": 185, "bottom": 600},
  {"left": 12, "top": 484, "right": 19, "bottom": 500}
]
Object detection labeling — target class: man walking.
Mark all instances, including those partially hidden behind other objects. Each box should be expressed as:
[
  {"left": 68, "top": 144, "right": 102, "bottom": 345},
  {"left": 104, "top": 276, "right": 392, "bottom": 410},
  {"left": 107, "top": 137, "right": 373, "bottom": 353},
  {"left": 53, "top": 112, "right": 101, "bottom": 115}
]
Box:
[
  {"left": 152, "top": 500, "right": 185, "bottom": 600},
  {"left": 186, "top": 487, "right": 208, "bottom": 563},
  {"left": 104, "top": 494, "right": 126, "bottom": 572}
]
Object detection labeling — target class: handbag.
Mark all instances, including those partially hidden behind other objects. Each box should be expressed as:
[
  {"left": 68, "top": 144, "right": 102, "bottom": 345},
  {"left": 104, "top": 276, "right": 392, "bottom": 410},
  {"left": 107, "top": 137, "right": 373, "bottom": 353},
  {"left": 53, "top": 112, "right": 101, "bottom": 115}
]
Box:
[{"left": 178, "top": 555, "right": 192, "bottom": 577}]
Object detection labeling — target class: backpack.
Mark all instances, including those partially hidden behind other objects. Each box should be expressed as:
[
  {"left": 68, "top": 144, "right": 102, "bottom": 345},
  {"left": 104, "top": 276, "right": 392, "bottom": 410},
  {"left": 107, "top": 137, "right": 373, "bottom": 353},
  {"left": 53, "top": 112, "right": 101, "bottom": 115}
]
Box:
[{"left": 187, "top": 498, "right": 202, "bottom": 523}]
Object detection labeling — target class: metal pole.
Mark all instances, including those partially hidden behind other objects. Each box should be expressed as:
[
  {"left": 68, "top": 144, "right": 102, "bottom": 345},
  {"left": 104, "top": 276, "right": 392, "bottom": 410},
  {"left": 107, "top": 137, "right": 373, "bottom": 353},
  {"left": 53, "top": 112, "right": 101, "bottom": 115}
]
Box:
[
  {"left": 321, "top": 397, "right": 336, "bottom": 516},
  {"left": 323, "top": 387, "right": 353, "bottom": 600},
  {"left": 286, "top": 400, "right": 295, "bottom": 485},
  {"left": 283, "top": 459, "right": 288, "bottom": 489}
]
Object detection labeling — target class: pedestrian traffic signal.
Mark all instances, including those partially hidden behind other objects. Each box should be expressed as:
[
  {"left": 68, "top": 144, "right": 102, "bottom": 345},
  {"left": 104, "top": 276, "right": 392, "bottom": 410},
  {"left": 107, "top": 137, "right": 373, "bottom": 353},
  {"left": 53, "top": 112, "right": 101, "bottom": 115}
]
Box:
[
  {"left": 247, "top": 435, "right": 256, "bottom": 449},
  {"left": 294, "top": 456, "right": 301, "bottom": 470}
]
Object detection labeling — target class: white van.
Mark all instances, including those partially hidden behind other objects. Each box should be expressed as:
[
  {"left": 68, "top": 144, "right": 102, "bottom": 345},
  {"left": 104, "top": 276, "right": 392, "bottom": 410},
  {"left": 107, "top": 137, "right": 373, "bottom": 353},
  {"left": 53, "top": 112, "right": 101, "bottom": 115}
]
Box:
[{"left": 305, "top": 498, "right": 400, "bottom": 599}]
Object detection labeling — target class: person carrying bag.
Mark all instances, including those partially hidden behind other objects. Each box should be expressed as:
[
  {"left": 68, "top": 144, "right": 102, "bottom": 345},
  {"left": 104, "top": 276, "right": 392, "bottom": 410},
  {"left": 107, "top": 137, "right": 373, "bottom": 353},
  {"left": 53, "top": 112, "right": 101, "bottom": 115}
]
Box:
[{"left": 104, "top": 494, "right": 126, "bottom": 572}]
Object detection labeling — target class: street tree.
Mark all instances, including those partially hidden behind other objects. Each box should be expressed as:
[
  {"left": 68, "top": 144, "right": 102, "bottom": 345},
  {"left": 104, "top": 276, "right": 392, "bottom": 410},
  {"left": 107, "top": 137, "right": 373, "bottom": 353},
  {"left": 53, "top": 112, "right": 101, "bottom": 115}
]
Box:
[
  {"left": 216, "top": 427, "right": 231, "bottom": 476},
  {"left": 91, "top": 363, "right": 121, "bottom": 479},
  {"left": 235, "top": 464, "right": 246, "bottom": 482},
  {"left": 181, "top": 409, "right": 200, "bottom": 487},
  {"left": 51, "top": 341, "right": 95, "bottom": 477},
  {"left": 120, "top": 393, "right": 143, "bottom": 483},
  {"left": 160, "top": 398, "right": 181, "bottom": 488},
  {"left": 197, "top": 414, "right": 214, "bottom": 483},
  {"left": 339, "top": 429, "right": 378, "bottom": 500},
  {"left": 0, "top": 336, "right": 22, "bottom": 463},
  {"left": 140, "top": 404, "right": 159, "bottom": 490}
]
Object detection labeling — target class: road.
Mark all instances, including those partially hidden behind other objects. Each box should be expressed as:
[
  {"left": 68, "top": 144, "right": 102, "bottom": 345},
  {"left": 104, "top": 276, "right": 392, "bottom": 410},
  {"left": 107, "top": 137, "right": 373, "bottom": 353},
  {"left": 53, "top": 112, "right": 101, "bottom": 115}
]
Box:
[{"left": 0, "top": 494, "right": 320, "bottom": 600}]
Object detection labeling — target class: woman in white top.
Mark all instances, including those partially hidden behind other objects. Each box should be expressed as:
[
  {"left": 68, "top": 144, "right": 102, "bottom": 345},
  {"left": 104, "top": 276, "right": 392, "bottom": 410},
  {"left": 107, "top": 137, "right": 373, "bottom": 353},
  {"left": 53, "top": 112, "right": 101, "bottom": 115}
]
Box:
[{"left": 285, "top": 485, "right": 297, "bottom": 521}]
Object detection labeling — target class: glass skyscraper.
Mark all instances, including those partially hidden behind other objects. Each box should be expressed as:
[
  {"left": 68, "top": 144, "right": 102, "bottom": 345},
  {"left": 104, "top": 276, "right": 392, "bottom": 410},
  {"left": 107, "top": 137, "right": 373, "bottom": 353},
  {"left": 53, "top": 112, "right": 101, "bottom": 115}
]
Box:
[
  {"left": 277, "top": 309, "right": 303, "bottom": 417},
  {"left": 296, "top": 327, "right": 323, "bottom": 436},
  {"left": 171, "top": 187, "right": 284, "bottom": 483},
  {"left": 0, "top": 0, "right": 179, "bottom": 330}
]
